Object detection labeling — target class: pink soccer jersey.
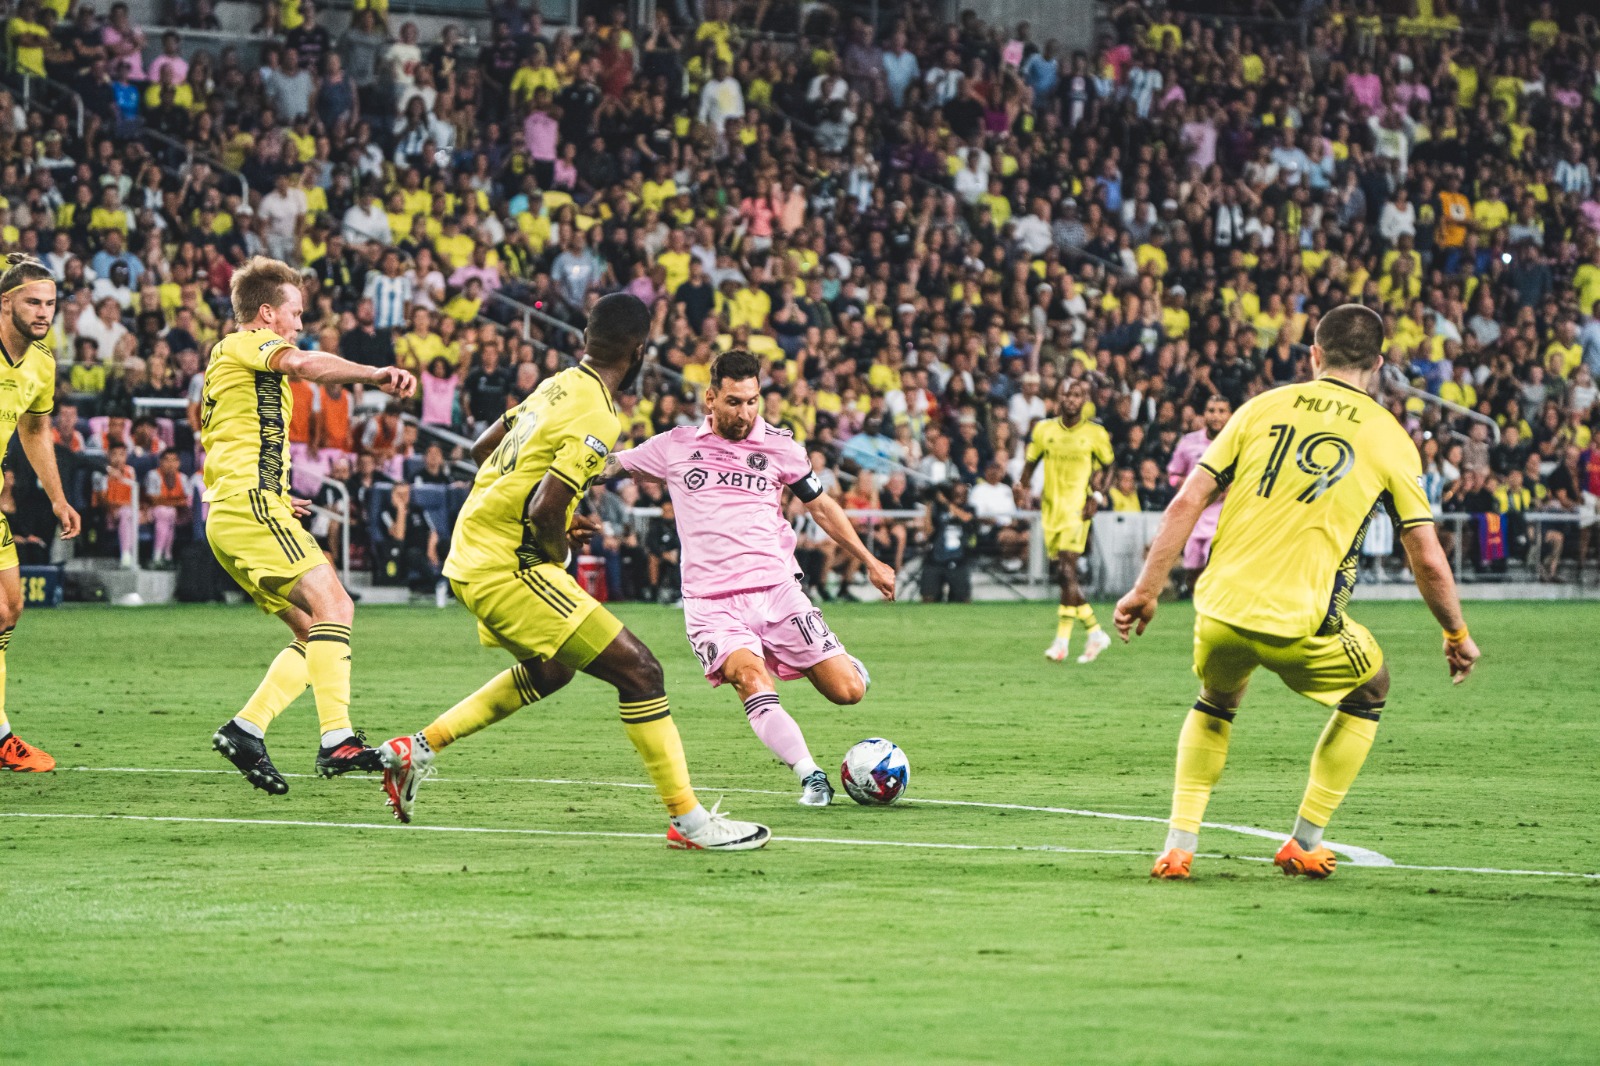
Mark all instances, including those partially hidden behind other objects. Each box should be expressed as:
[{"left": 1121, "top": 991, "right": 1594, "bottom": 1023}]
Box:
[
  {"left": 1168, "top": 428, "right": 1225, "bottom": 538},
  {"left": 615, "top": 418, "right": 820, "bottom": 598}
]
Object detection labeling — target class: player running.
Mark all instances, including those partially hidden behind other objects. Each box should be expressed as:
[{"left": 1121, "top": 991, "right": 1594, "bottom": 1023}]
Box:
[
  {"left": 611, "top": 349, "right": 891, "bottom": 807},
  {"left": 1115, "top": 304, "right": 1479, "bottom": 881},
  {"left": 377, "top": 294, "right": 769, "bottom": 850},
  {"left": 1021, "top": 378, "right": 1114, "bottom": 664},
  {"left": 1166, "top": 394, "right": 1233, "bottom": 596},
  {"left": 0, "top": 256, "right": 81, "bottom": 772},
  {"left": 205, "top": 257, "right": 416, "bottom": 794}
]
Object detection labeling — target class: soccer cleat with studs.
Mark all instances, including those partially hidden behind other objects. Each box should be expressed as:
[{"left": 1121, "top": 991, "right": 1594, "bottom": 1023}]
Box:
[
  {"left": 0, "top": 732, "right": 55, "bottom": 772},
  {"left": 315, "top": 729, "right": 386, "bottom": 778},
  {"left": 212, "top": 720, "right": 288, "bottom": 795},
  {"left": 378, "top": 733, "right": 435, "bottom": 824},
  {"left": 1150, "top": 847, "right": 1194, "bottom": 880},
  {"left": 666, "top": 801, "right": 771, "bottom": 851},
  {"left": 1045, "top": 637, "right": 1072, "bottom": 662},
  {"left": 1274, "top": 838, "right": 1338, "bottom": 879},
  {"left": 798, "top": 769, "right": 835, "bottom": 807},
  {"left": 1077, "top": 628, "right": 1112, "bottom": 663}
]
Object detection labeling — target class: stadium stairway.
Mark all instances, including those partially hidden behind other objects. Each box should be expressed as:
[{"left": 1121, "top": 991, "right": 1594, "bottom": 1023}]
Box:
[{"left": 66, "top": 556, "right": 177, "bottom": 606}]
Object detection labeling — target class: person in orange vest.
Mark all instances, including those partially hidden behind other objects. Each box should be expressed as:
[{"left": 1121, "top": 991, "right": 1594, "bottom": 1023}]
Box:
[
  {"left": 317, "top": 380, "right": 356, "bottom": 462},
  {"left": 287, "top": 373, "right": 321, "bottom": 476},
  {"left": 143, "top": 447, "right": 191, "bottom": 568},
  {"left": 92, "top": 442, "right": 138, "bottom": 567}
]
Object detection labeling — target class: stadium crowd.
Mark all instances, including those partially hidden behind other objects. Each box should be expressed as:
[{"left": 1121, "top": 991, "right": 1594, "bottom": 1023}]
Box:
[{"left": 3, "top": 0, "right": 1600, "bottom": 601}]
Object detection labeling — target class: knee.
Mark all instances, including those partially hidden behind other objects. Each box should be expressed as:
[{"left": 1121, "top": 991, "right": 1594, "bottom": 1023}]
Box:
[
  {"left": 726, "top": 659, "right": 769, "bottom": 696},
  {"left": 830, "top": 675, "right": 865, "bottom": 706},
  {"left": 620, "top": 651, "right": 665, "bottom": 700},
  {"left": 0, "top": 599, "right": 22, "bottom": 632}
]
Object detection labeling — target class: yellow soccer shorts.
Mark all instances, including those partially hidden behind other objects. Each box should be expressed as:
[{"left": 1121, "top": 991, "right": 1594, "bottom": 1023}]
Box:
[
  {"left": 0, "top": 513, "right": 17, "bottom": 572},
  {"left": 1044, "top": 518, "right": 1090, "bottom": 556},
  {"left": 206, "top": 489, "right": 325, "bottom": 613},
  {"left": 1193, "top": 613, "right": 1384, "bottom": 708},
  {"left": 452, "top": 563, "right": 623, "bottom": 669}
]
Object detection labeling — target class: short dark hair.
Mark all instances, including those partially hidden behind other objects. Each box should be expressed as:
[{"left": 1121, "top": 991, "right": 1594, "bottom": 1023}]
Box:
[
  {"left": 1315, "top": 303, "right": 1384, "bottom": 371},
  {"left": 709, "top": 348, "right": 760, "bottom": 391},
  {"left": 584, "top": 292, "right": 652, "bottom": 365}
]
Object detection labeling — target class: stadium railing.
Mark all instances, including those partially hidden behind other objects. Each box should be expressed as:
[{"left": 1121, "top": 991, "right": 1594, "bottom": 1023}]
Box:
[{"left": 1379, "top": 365, "right": 1501, "bottom": 445}]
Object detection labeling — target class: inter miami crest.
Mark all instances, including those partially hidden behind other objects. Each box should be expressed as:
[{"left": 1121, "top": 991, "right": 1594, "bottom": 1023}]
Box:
[
  {"left": 746, "top": 453, "right": 768, "bottom": 472},
  {"left": 684, "top": 469, "right": 708, "bottom": 490}
]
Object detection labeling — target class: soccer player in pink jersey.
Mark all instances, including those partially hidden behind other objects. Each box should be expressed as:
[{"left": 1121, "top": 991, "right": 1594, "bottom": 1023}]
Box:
[
  {"left": 612, "top": 350, "right": 895, "bottom": 806},
  {"left": 1167, "top": 395, "right": 1234, "bottom": 596}
]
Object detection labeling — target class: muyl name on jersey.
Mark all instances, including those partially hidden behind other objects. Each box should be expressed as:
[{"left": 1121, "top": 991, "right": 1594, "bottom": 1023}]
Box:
[{"left": 682, "top": 466, "right": 772, "bottom": 493}]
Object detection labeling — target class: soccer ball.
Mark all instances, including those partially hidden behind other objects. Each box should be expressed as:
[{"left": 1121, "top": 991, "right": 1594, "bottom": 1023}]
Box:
[{"left": 841, "top": 738, "right": 909, "bottom": 806}]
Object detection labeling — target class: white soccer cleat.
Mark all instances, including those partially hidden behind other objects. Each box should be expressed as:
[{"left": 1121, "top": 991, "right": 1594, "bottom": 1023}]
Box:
[
  {"left": 798, "top": 770, "right": 835, "bottom": 807},
  {"left": 1077, "top": 629, "right": 1112, "bottom": 664},
  {"left": 379, "top": 733, "right": 435, "bottom": 824},
  {"left": 666, "top": 801, "right": 771, "bottom": 850},
  {"left": 1045, "top": 637, "right": 1072, "bottom": 662}
]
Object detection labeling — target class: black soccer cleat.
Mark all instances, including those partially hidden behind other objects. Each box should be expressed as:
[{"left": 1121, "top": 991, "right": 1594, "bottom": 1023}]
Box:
[
  {"left": 212, "top": 720, "right": 289, "bottom": 795},
  {"left": 315, "top": 730, "right": 385, "bottom": 777}
]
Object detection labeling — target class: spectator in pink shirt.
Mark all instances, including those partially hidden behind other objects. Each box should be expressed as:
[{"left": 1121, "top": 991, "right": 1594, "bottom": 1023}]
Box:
[
  {"left": 1345, "top": 57, "right": 1382, "bottom": 112},
  {"left": 522, "top": 90, "right": 560, "bottom": 187},
  {"left": 103, "top": 3, "right": 149, "bottom": 83},
  {"left": 147, "top": 31, "right": 189, "bottom": 87}
]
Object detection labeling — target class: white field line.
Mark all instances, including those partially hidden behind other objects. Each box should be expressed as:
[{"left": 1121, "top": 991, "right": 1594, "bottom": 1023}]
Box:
[
  {"left": 2, "top": 809, "right": 1597, "bottom": 880},
  {"left": 61, "top": 765, "right": 1390, "bottom": 866}
]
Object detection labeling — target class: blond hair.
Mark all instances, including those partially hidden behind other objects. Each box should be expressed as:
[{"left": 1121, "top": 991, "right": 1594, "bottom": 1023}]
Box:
[
  {"left": 1, "top": 253, "right": 55, "bottom": 297},
  {"left": 230, "top": 256, "right": 301, "bottom": 324}
]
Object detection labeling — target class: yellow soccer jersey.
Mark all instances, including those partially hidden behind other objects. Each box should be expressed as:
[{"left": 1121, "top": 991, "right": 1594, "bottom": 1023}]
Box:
[
  {"left": 444, "top": 364, "right": 620, "bottom": 580},
  {"left": 0, "top": 338, "right": 58, "bottom": 454},
  {"left": 1026, "top": 417, "right": 1114, "bottom": 530},
  {"left": 1194, "top": 377, "right": 1433, "bottom": 639},
  {"left": 199, "top": 328, "right": 297, "bottom": 502}
]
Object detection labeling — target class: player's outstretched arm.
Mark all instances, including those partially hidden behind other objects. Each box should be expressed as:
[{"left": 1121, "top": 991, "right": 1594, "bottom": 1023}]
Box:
[
  {"left": 275, "top": 350, "right": 417, "bottom": 398},
  {"left": 807, "top": 491, "right": 895, "bottom": 600},
  {"left": 1399, "top": 522, "right": 1480, "bottom": 684},
  {"left": 470, "top": 416, "right": 508, "bottom": 466},
  {"left": 1113, "top": 466, "right": 1219, "bottom": 641},
  {"left": 525, "top": 472, "right": 580, "bottom": 566}
]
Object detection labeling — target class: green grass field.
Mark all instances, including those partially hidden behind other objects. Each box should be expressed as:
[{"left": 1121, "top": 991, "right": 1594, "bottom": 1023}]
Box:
[{"left": 2, "top": 600, "right": 1596, "bottom": 1064}]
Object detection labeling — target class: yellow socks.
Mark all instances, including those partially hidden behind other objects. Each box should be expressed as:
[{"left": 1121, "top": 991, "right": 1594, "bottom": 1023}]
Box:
[
  {"left": 306, "top": 623, "right": 353, "bottom": 736},
  {"left": 424, "top": 663, "right": 544, "bottom": 751},
  {"left": 235, "top": 641, "right": 309, "bottom": 734},
  {"left": 1298, "top": 704, "right": 1381, "bottom": 829},
  {"left": 1076, "top": 603, "right": 1102, "bottom": 633},
  {"left": 1055, "top": 605, "right": 1076, "bottom": 642},
  {"left": 0, "top": 626, "right": 11, "bottom": 736},
  {"left": 1170, "top": 700, "right": 1235, "bottom": 835},
  {"left": 619, "top": 697, "right": 698, "bottom": 816}
]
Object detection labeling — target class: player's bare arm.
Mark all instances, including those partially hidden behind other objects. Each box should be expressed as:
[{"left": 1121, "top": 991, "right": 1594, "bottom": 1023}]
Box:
[
  {"left": 806, "top": 491, "right": 895, "bottom": 600},
  {"left": 1114, "top": 466, "right": 1221, "bottom": 641},
  {"left": 274, "top": 349, "right": 417, "bottom": 398},
  {"left": 16, "top": 412, "right": 80, "bottom": 539},
  {"left": 525, "top": 472, "right": 580, "bottom": 565},
  {"left": 470, "top": 416, "right": 509, "bottom": 466},
  {"left": 1399, "top": 523, "right": 1480, "bottom": 684}
]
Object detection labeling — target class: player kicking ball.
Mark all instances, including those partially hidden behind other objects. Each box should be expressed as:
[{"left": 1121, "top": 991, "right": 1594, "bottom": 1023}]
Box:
[
  {"left": 1115, "top": 305, "right": 1478, "bottom": 881},
  {"left": 0, "top": 257, "right": 82, "bottom": 772},
  {"left": 611, "top": 349, "right": 892, "bottom": 806},
  {"left": 203, "top": 257, "right": 417, "bottom": 793},
  {"left": 377, "top": 295, "right": 768, "bottom": 849},
  {"left": 1020, "top": 378, "right": 1114, "bottom": 664}
]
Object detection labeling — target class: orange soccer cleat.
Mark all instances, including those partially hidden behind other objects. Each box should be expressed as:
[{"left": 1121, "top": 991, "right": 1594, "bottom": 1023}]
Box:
[
  {"left": 1274, "top": 838, "right": 1337, "bottom": 879},
  {"left": 0, "top": 733, "right": 56, "bottom": 772},
  {"left": 1150, "top": 847, "right": 1194, "bottom": 880}
]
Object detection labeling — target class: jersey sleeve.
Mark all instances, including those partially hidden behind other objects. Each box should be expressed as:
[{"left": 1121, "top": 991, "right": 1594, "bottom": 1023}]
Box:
[
  {"left": 1092, "top": 426, "right": 1115, "bottom": 470},
  {"left": 774, "top": 438, "right": 823, "bottom": 501},
  {"left": 235, "top": 332, "right": 295, "bottom": 373},
  {"left": 27, "top": 349, "right": 55, "bottom": 415},
  {"left": 1381, "top": 425, "right": 1433, "bottom": 528},
  {"left": 546, "top": 406, "right": 616, "bottom": 493},
  {"left": 1024, "top": 424, "right": 1049, "bottom": 464},
  {"left": 614, "top": 430, "right": 672, "bottom": 480},
  {"left": 1197, "top": 403, "right": 1250, "bottom": 489}
]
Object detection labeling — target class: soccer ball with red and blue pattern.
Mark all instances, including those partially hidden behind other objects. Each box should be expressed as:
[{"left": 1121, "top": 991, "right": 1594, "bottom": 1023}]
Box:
[{"left": 841, "top": 738, "right": 909, "bottom": 806}]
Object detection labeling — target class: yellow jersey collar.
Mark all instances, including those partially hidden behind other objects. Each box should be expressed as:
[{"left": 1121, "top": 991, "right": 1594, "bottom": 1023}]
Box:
[
  {"left": 577, "top": 361, "right": 618, "bottom": 414},
  {"left": 0, "top": 335, "right": 32, "bottom": 369},
  {"left": 1318, "top": 376, "right": 1369, "bottom": 396}
]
